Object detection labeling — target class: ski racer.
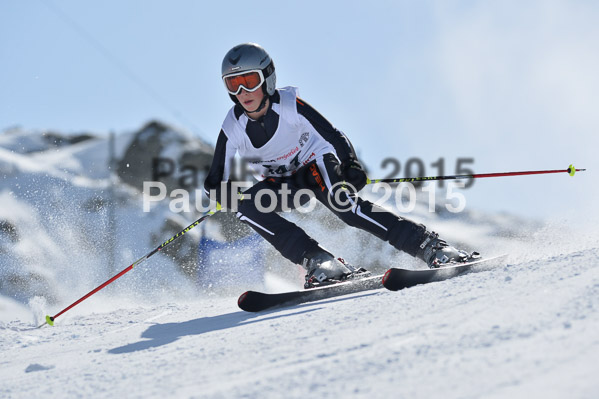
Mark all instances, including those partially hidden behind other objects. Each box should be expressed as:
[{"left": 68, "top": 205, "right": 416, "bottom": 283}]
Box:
[{"left": 204, "top": 43, "right": 477, "bottom": 288}]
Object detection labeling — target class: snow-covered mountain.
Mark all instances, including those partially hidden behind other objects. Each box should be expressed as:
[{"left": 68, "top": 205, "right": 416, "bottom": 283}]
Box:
[
  {"left": 0, "top": 122, "right": 216, "bottom": 307},
  {"left": 0, "top": 124, "right": 597, "bottom": 398}
]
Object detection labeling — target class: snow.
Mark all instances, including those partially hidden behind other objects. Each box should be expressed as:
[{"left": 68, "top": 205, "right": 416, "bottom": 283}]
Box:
[
  {"left": 1, "top": 127, "right": 598, "bottom": 398},
  {"left": 1, "top": 224, "right": 598, "bottom": 398}
]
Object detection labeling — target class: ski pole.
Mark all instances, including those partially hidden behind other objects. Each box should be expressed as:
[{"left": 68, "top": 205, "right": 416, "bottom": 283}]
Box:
[
  {"left": 366, "top": 164, "right": 586, "bottom": 185},
  {"left": 38, "top": 206, "right": 220, "bottom": 328}
]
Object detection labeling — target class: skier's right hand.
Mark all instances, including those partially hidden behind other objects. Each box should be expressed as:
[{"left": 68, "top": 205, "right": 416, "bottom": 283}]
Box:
[
  {"left": 213, "top": 180, "right": 242, "bottom": 210},
  {"left": 338, "top": 159, "right": 367, "bottom": 192}
]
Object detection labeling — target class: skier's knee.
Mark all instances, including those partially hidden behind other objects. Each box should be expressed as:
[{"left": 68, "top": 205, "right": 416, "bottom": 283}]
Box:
[
  {"left": 336, "top": 208, "right": 361, "bottom": 227},
  {"left": 387, "top": 220, "right": 427, "bottom": 257}
]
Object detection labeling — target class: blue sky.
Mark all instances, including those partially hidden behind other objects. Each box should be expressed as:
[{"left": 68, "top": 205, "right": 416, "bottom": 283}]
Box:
[{"left": 1, "top": 0, "right": 597, "bottom": 222}]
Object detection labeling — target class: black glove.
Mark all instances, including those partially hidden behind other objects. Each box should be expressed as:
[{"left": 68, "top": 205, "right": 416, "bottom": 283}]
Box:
[
  {"left": 214, "top": 180, "right": 242, "bottom": 210},
  {"left": 338, "top": 159, "right": 367, "bottom": 192}
]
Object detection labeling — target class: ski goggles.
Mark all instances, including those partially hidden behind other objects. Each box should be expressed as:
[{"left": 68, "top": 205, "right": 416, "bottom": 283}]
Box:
[{"left": 223, "top": 69, "right": 265, "bottom": 95}]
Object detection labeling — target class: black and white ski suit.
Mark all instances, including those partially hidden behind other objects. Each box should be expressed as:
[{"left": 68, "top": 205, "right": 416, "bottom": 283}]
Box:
[{"left": 204, "top": 87, "right": 428, "bottom": 265}]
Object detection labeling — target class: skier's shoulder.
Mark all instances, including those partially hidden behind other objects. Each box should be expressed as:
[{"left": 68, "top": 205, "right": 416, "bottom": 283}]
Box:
[
  {"left": 274, "top": 86, "right": 320, "bottom": 119},
  {"left": 277, "top": 86, "right": 299, "bottom": 95},
  {"left": 277, "top": 87, "right": 318, "bottom": 115},
  {"left": 220, "top": 105, "right": 246, "bottom": 146},
  {"left": 276, "top": 86, "right": 302, "bottom": 104}
]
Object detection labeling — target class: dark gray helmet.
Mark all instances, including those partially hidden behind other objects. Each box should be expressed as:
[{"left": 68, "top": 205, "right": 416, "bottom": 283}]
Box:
[{"left": 221, "top": 43, "right": 276, "bottom": 97}]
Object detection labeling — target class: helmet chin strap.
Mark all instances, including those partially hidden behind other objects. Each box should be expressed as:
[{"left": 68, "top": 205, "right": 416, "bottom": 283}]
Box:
[{"left": 249, "top": 94, "right": 269, "bottom": 115}]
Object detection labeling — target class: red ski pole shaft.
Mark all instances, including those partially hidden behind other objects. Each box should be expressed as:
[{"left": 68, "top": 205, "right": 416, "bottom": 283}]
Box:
[
  {"left": 48, "top": 264, "right": 135, "bottom": 324},
  {"left": 39, "top": 208, "right": 218, "bottom": 328},
  {"left": 367, "top": 164, "right": 586, "bottom": 185}
]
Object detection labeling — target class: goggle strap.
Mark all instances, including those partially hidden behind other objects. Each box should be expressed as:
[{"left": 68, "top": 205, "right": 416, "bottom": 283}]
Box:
[{"left": 263, "top": 61, "right": 275, "bottom": 78}]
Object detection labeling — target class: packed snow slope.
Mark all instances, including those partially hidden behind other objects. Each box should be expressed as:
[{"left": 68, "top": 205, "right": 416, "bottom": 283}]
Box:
[{"left": 1, "top": 224, "right": 598, "bottom": 399}]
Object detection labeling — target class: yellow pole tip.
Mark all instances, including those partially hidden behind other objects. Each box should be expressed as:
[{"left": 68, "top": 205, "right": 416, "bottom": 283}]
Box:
[{"left": 568, "top": 164, "right": 576, "bottom": 176}]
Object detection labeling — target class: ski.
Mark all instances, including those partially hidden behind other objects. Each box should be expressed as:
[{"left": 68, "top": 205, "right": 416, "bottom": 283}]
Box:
[
  {"left": 382, "top": 254, "right": 508, "bottom": 291},
  {"left": 238, "top": 274, "right": 385, "bottom": 312}
]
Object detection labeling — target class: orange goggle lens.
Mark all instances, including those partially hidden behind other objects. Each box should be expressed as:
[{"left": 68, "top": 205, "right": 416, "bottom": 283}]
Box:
[{"left": 223, "top": 71, "right": 264, "bottom": 95}]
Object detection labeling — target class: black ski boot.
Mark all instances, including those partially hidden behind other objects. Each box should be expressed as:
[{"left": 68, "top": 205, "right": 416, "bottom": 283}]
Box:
[
  {"left": 417, "top": 231, "right": 480, "bottom": 269},
  {"left": 302, "top": 247, "right": 370, "bottom": 289}
]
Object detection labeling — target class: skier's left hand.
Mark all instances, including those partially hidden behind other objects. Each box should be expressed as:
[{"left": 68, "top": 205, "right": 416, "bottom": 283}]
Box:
[{"left": 339, "top": 159, "right": 367, "bottom": 192}]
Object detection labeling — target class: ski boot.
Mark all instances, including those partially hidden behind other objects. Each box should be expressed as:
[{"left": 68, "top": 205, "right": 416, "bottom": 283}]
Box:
[
  {"left": 302, "top": 247, "right": 371, "bottom": 289},
  {"left": 417, "top": 231, "right": 480, "bottom": 269}
]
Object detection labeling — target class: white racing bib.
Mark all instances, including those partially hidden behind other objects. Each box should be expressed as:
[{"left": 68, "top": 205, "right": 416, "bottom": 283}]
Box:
[{"left": 221, "top": 87, "right": 337, "bottom": 180}]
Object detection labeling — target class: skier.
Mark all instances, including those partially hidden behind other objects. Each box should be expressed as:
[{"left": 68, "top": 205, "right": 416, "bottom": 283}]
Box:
[{"left": 204, "top": 43, "right": 477, "bottom": 288}]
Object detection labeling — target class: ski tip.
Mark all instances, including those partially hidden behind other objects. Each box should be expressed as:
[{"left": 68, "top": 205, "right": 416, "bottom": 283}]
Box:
[
  {"left": 237, "top": 292, "right": 249, "bottom": 308},
  {"left": 237, "top": 291, "right": 268, "bottom": 312},
  {"left": 382, "top": 269, "right": 399, "bottom": 291},
  {"left": 382, "top": 269, "right": 391, "bottom": 285}
]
